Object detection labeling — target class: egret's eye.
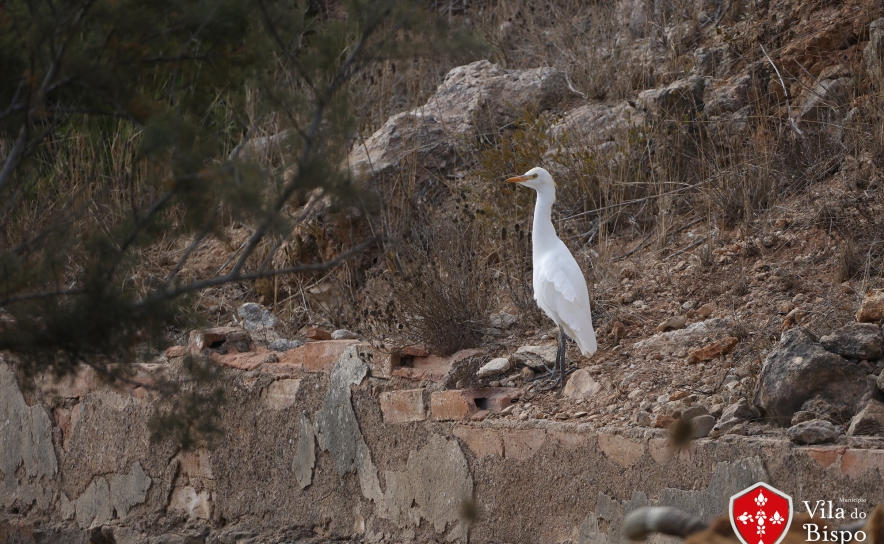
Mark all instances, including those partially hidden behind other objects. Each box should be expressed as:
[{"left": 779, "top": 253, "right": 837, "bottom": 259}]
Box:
[{"left": 532, "top": 174, "right": 539, "bottom": 179}]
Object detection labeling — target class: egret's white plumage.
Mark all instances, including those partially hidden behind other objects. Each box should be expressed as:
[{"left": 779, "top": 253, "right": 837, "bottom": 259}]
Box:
[{"left": 507, "top": 167, "right": 596, "bottom": 388}]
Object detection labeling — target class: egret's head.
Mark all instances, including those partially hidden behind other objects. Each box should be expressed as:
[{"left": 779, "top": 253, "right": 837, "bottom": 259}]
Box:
[{"left": 506, "top": 167, "right": 556, "bottom": 191}]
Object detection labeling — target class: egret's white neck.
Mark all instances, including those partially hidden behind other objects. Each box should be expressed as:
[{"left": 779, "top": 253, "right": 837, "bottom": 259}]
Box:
[{"left": 531, "top": 184, "right": 558, "bottom": 256}]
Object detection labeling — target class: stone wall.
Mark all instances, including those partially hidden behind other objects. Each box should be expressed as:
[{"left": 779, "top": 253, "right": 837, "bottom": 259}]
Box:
[{"left": 1, "top": 342, "right": 883, "bottom": 544}]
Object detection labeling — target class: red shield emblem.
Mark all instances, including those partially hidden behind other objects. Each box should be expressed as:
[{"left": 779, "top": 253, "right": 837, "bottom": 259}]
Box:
[{"left": 729, "top": 483, "right": 793, "bottom": 544}]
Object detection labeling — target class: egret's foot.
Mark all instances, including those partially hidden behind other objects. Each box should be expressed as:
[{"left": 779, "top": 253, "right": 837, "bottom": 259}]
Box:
[
  {"left": 527, "top": 365, "right": 576, "bottom": 393},
  {"left": 524, "top": 366, "right": 555, "bottom": 383}
]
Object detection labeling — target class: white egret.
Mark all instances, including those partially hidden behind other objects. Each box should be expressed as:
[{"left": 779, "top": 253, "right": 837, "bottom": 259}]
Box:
[{"left": 506, "top": 167, "right": 597, "bottom": 391}]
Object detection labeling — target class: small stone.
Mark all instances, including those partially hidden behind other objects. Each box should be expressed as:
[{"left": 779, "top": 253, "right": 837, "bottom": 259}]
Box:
[
  {"left": 840, "top": 282, "right": 855, "bottom": 295},
  {"left": 488, "top": 380, "right": 500, "bottom": 388},
  {"left": 563, "top": 369, "right": 602, "bottom": 399},
  {"left": 688, "top": 336, "right": 739, "bottom": 363},
  {"left": 777, "top": 301, "right": 796, "bottom": 314},
  {"left": 878, "top": 369, "right": 884, "bottom": 394},
  {"left": 262, "top": 353, "right": 279, "bottom": 364},
  {"left": 856, "top": 289, "right": 884, "bottom": 323},
  {"left": 653, "top": 414, "right": 676, "bottom": 428},
  {"left": 489, "top": 312, "right": 518, "bottom": 329},
  {"left": 238, "top": 302, "right": 278, "bottom": 331},
  {"left": 790, "top": 410, "right": 816, "bottom": 425},
  {"left": 696, "top": 304, "right": 714, "bottom": 318},
  {"left": 636, "top": 411, "right": 652, "bottom": 426},
  {"left": 726, "top": 423, "right": 747, "bottom": 436},
  {"left": 682, "top": 300, "right": 697, "bottom": 311},
  {"left": 501, "top": 404, "right": 516, "bottom": 415},
  {"left": 331, "top": 329, "right": 359, "bottom": 340},
  {"left": 521, "top": 367, "right": 535, "bottom": 380},
  {"left": 787, "top": 419, "right": 841, "bottom": 445},
  {"left": 690, "top": 415, "right": 716, "bottom": 438},
  {"left": 519, "top": 412, "right": 529, "bottom": 420},
  {"left": 269, "top": 338, "right": 304, "bottom": 352},
  {"left": 609, "top": 321, "right": 627, "bottom": 343},
  {"left": 303, "top": 327, "right": 332, "bottom": 340},
  {"left": 476, "top": 357, "right": 511, "bottom": 378},
  {"left": 512, "top": 345, "right": 557, "bottom": 369},
  {"left": 682, "top": 406, "right": 709, "bottom": 420},
  {"left": 711, "top": 399, "right": 759, "bottom": 437},
  {"left": 657, "top": 315, "right": 687, "bottom": 333},
  {"left": 847, "top": 399, "right": 884, "bottom": 436},
  {"left": 669, "top": 391, "right": 689, "bottom": 401},
  {"left": 792, "top": 294, "right": 806, "bottom": 304},
  {"left": 505, "top": 380, "right": 516, "bottom": 387}
]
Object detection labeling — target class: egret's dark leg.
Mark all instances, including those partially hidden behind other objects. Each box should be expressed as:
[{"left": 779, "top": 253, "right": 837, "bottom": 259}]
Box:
[{"left": 537, "top": 328, "right": 574, "bottom": 392}]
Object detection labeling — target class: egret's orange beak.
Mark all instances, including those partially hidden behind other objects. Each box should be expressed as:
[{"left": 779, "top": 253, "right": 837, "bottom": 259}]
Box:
[{"left": 506, "top": 175, "right": 530, "bottom": 183}]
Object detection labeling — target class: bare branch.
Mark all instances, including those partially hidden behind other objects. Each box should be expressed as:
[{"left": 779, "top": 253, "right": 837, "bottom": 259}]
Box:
[
  {"left": 760, "top": 44, "right": 805, "bottom": 140},
  {"left": 146, "top": 236, "right": 379, "bottom": 303}
]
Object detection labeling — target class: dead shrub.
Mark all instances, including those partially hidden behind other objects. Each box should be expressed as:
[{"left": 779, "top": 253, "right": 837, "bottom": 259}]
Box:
[
  {"left": 387, "top": 215, "right": 492, "bottom": 356},
  {"left": 838, "top": 238, "right": 862, "bottom": 283}
]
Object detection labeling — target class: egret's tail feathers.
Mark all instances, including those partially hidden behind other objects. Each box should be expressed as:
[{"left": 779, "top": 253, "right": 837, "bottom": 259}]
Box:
[{"left": 576, "top": 327, "right": 598, "bottom": 356}]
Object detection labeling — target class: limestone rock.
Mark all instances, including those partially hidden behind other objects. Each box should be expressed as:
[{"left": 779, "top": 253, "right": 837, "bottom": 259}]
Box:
[
  {"left": 856, "top": 290, "right": 884, "bottom": 323},
  {"left": 293, "top": 413, "right": 316, "bottom": 489},
  {"left": 563, "top": 369, "right": 602, "bottom": 399},
  {"left": 711, "top": 399, "right": 758, "bottom": 437},
  {"left": 704, "top": 74, "right": 757, "bottom": 116},
  {"left": 0, "top": 363, "right": 58, "bottom": 510},
  {"left": 787, "top": 419, "right": 841, "bottom": 445},
  {"left": 476, "top": 358, "right": 511, "bottom": 379},
  {"left": 348, "top": 60, "right": 575, "bottom": 184},
  {"left": 638, "top": 77, "right": 706, "bottom": 120},
  {"left": 512, "top": 345, "right": 557, "bottom": 370},
  {"left": 691, "top": 44, "right": 736, "bottom": 78},
  {"left": 331, "top": 329, "right": 359, "bottom": 340},
  {"left": 108, "top": 462, "right": 151, "bottom": 518},
  {"left": 879, "top": 369, "right": 884, "bottom": 394},
  {"left": 795, "top": 77, "right": 854, "bottom": 126},
  {"left": 791, "top": 410, "right": 816, "bottom": 425},
  {"left": 690, "top": 415, "right": 716, "bottom": 438},
  {"left": 548, "top": 101, "right": 644, "bottom": 155},
  {"left": 753, "top": 328, "right": 870, "bottom": 427},
  {"left": 864, "top": 18, "right": 884, "bottom": 83},
  {"left": 847, "top": 399, "right": 884, "bottom": 437},
  {"left": 633, "top": 318, "right": 734, "bottom": 356},
  {"left": 238, "top": 303, "right": 277, "bottom": 331},
  {"left": 682, "top": 406, "right": 709, "bottom": 420},
  {"left": 820, "top": 323, "right": 883, "bottom": 360}
]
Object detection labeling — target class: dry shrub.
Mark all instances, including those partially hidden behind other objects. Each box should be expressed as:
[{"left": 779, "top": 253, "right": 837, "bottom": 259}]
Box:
[
  {"left": 838, "top": 238, "right": 862, "bottom": 283},
  {"left": 387, "top": 215, "right": 492, "bottom": 356}
]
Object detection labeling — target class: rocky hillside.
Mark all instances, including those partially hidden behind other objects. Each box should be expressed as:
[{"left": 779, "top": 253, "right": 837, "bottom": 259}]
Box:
[{"left": 185, "top": 0, "right": 884, "bottom": 442}]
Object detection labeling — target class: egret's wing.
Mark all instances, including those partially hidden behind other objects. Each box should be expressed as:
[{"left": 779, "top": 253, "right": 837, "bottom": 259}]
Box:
[
  {"left": 535, "top": 249, "right": 589, "bottom": 331},
  {"left": 535, "top": 247, "right": 597, "bottom": 355}
]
